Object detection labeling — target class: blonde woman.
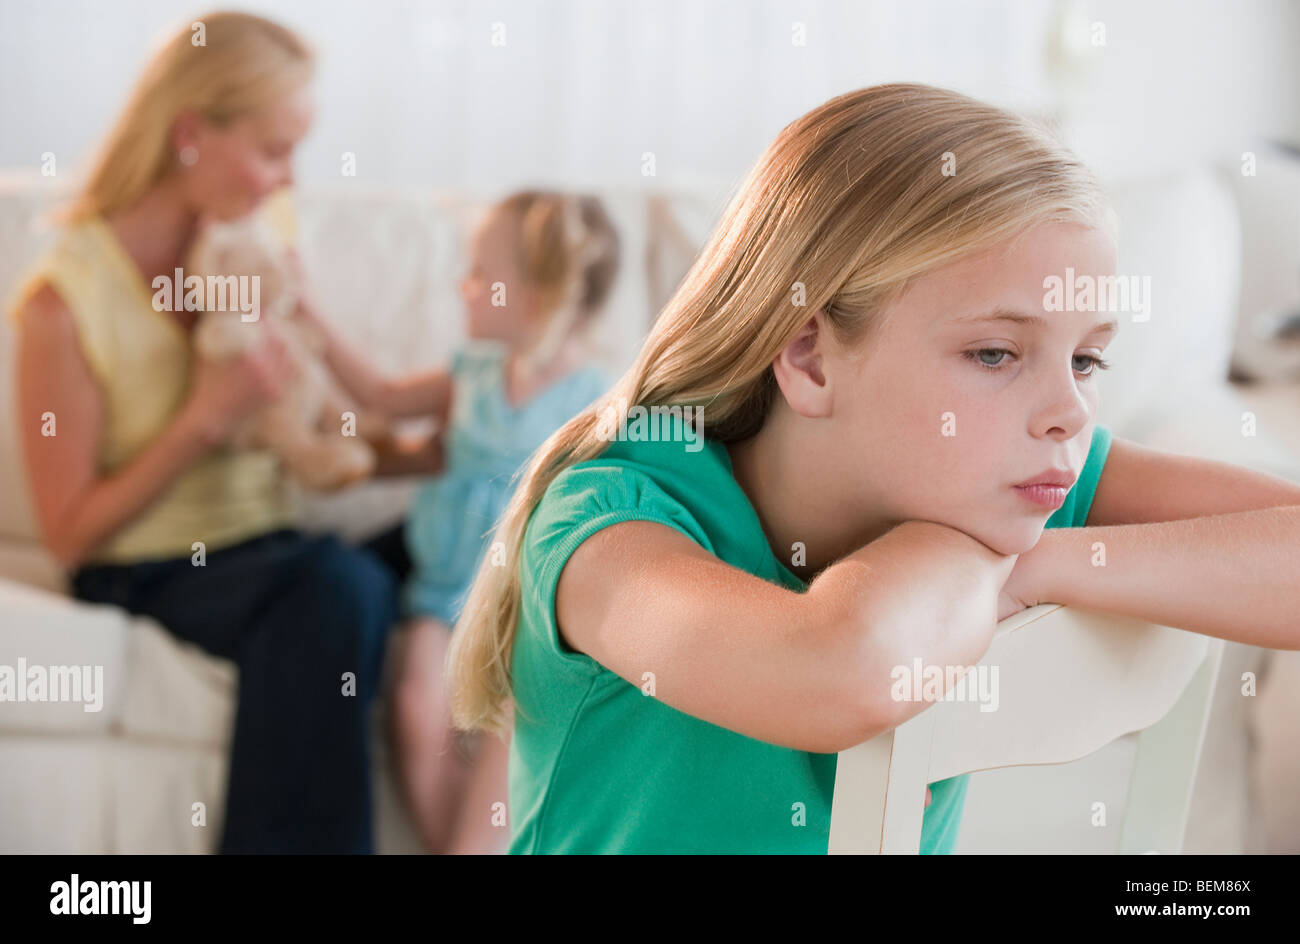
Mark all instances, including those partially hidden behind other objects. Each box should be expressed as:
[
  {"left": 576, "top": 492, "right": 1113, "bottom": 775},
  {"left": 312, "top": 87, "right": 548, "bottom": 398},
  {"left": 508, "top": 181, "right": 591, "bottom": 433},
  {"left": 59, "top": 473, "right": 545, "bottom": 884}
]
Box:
[
  {"left": 10, "top": 12, "right": 410, "bottom": 853},
  {"left": 446, "top": 83, "right": 1300, "bottom": 854}
]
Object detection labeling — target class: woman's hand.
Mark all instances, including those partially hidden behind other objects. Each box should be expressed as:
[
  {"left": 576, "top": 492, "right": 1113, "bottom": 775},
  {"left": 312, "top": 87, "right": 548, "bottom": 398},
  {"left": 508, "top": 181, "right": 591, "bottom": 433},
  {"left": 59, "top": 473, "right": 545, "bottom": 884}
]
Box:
[{"left": 182, "top": 326, "right": 297, "bottom": 446}]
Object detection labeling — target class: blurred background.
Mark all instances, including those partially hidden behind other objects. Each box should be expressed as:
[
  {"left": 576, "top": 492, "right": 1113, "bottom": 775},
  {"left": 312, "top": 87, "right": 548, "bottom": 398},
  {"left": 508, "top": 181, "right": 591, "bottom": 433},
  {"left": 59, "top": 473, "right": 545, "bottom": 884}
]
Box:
[
  {"left": 5, "top": 0, "right": 1297, "bottom": 187},
  {"left": 1, "top": 0, "right": 1299, "bottom": 854}
]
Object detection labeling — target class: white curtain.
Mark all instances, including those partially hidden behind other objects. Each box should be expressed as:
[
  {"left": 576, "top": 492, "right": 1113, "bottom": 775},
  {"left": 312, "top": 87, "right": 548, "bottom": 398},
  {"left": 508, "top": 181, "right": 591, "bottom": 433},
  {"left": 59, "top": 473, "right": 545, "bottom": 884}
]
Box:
[{"left": 0, "top": 0, "right": 1295, "bottom": 202}]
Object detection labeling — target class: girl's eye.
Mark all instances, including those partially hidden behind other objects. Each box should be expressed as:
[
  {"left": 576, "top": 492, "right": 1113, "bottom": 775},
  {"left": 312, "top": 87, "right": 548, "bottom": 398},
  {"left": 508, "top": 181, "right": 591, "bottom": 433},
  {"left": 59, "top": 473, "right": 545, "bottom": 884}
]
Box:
[
  {"left": 963, "top": 348, "right": 1013, "bottom": 370},
  {"left": 1073, "top": 353, "right": 1113, "bottom": 376},
  {"left": 962, "top": 348, "right": 1113, "bottom": 378}
]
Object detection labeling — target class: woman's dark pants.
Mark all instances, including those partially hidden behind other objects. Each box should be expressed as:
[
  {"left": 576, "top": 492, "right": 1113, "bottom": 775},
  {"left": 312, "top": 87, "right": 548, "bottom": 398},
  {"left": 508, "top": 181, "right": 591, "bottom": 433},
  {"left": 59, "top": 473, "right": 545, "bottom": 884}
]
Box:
[{"left": 71, "top": 528, "right": 399, "bottom": 854}]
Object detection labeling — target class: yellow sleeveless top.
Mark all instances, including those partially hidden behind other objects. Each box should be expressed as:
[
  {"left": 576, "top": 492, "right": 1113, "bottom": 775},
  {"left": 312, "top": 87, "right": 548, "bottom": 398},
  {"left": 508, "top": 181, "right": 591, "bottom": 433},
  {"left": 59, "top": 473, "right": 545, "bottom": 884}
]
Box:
[{"left": 7, "top": 190, "right": 299, "bottom": 565}]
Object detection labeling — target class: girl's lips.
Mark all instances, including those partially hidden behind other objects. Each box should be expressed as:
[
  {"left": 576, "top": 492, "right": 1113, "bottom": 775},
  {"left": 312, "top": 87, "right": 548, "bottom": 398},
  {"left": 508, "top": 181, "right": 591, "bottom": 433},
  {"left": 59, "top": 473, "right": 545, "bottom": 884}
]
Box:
[{"left": 1014, "top": 484, "right": 1069, "bottom": 509}]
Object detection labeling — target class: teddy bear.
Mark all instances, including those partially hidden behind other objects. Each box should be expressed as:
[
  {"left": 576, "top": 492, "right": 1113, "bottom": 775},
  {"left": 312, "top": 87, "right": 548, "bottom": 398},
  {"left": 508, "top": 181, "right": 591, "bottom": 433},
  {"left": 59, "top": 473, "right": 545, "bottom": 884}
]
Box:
[{"left": 185, "top": 215, "right": 382, "bottom": 491}]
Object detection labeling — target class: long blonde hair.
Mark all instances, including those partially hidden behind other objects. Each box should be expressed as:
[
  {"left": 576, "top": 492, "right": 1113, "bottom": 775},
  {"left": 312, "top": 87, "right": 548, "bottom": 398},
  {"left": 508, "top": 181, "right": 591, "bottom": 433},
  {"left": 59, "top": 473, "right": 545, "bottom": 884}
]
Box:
[
  {"left": 493, "top": 190, "right": 621, "bottom": 375},
  {"left": 62, "top": 10, "right": 314, "bottom": 222},
  {"left": 447, "top": 82, "right": 1115, "bottom": 738}
]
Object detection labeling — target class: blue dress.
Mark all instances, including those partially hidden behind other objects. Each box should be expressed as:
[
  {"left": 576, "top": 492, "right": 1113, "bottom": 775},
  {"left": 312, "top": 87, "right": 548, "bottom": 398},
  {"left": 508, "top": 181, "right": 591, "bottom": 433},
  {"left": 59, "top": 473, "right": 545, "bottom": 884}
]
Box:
[{"left": 402, "top": 340, "right": 612, "bottom": 625}]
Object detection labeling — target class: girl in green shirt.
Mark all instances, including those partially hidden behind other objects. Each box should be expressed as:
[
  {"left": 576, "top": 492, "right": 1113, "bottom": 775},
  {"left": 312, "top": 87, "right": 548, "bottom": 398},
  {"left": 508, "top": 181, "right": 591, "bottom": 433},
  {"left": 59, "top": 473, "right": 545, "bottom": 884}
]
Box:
[{"left": 444, "top": 83, "right": 1300, "bottom": 854}]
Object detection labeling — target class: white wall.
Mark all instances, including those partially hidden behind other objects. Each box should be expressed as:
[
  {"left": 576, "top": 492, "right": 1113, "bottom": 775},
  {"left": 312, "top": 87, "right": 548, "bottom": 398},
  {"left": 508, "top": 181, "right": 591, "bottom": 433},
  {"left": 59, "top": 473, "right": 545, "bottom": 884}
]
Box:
[{"left": 1, "top": 0, "right": 1296, "bottom": 207}]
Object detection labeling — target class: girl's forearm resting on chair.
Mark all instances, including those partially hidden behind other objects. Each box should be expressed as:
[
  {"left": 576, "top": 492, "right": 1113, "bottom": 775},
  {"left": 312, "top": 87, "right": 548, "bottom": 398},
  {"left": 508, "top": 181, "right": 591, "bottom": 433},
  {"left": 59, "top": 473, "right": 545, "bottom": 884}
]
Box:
[{"left": 1030, "top": 505, "right": 1300, "bottom": 649}]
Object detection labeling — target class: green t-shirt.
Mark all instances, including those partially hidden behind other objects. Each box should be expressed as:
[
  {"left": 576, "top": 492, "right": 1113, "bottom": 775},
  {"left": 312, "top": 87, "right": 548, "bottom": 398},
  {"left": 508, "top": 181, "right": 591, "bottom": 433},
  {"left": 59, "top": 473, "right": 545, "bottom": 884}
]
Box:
[{"left": 509, "top": 415, "right": 1114, "bottom": 854}]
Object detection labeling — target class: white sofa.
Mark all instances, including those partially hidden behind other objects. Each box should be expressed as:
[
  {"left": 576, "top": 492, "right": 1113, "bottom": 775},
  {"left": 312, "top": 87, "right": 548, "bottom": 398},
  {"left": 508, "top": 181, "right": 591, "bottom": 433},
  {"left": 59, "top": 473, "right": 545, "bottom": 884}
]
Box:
[{"left": 1, "top": 165, "right": 1297, "bottom": 853}]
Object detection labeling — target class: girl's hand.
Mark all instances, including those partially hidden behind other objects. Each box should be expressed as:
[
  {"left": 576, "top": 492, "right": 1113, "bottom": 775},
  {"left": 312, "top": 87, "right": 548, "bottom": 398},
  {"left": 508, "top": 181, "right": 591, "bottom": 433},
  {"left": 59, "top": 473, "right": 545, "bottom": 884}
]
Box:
[
  {"left": 182, "top": 327, "right": 297, "bottom": 446},
  {"left": 997, "top": 537, "right": 1049, "bottom": 622}
]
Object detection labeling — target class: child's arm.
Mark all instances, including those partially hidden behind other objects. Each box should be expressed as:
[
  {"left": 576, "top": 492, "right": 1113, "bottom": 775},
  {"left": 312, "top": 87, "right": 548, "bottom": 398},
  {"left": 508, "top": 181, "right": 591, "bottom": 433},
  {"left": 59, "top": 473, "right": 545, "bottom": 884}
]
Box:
[
  {"left": 1086, "top": 436, "right": 1300, "bottom": 526},
  {"left": 555, "top": 517, "right": 1016, "bottom": 755},
  {"left": 288, "top": 252, "right": 452, "bottom": 423},
  {"left": 1009, "top": 436, "right": 1300, "bottom": 649},
  {"left": 1015, "top": 506, "right": 1300, "bottom": 650},
  {"left": 296, "top": 295, "right": 452, "bottom": 421}
]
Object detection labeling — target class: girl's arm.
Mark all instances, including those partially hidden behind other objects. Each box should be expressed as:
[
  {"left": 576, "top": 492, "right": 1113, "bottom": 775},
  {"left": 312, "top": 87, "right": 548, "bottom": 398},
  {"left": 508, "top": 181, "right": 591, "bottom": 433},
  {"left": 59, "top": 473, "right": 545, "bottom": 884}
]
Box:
[
  {"left": 1010, "top": 436, "right": 1300, "bottom": 649},
  {"left": 290, "top": 258, "right": 452, "bottom": 422},
  {"left": 1018, "top": 508, "right": 1300, "bottom": 650},
  {"left": 555, "top": 517, "right": 1016, "bottom": 755},
  {"left": 1085, "top": 436, "right": 1300, "bottom": 526},
  {"left": 16, "top": 285, "right": 290, "bottom": 570}
]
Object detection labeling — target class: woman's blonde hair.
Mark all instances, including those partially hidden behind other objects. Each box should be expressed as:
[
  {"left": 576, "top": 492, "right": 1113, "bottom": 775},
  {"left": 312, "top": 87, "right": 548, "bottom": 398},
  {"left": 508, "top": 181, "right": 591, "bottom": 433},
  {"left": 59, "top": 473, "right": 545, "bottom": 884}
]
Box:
[
  {"left": 62, "top": 10, "right": 314, "bottom": 222},
  {"left": 492, "top": 190, "right": 621, "bottom": 374},
  {"left": 447, "top": 82, "right": 1115, "bottom": 738}
]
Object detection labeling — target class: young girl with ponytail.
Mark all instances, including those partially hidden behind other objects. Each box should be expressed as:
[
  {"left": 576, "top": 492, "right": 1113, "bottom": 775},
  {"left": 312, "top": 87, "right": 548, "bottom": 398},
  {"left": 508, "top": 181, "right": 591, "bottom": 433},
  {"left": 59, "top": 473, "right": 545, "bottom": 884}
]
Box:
[
  {"left": 445, "top": 83, "right": 1300, "bottom": 854},
  {"left": 299, "top": 190, "right": 621, "bottom": 853}
]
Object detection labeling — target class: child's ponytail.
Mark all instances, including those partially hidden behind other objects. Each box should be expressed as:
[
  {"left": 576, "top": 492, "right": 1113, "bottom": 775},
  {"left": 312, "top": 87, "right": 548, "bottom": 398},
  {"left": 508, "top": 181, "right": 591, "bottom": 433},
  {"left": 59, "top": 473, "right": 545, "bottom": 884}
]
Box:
[{"left": 505, "top": 191, "right": 621, "bottom": 378}]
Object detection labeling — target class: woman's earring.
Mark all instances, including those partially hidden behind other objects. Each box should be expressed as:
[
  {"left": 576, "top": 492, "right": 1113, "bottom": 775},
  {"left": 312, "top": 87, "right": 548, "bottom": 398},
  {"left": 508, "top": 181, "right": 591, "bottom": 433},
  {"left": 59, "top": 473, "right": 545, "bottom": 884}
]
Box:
[{"left": 178, "top": 145, "right": 199, "bottom": 167}]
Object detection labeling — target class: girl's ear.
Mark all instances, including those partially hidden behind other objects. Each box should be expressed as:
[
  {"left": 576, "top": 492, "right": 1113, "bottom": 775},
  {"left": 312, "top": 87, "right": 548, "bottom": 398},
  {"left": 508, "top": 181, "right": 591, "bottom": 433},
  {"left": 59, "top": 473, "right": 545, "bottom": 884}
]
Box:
[{"left": 772, "top": 309, "right": 833, "bottom": 419}]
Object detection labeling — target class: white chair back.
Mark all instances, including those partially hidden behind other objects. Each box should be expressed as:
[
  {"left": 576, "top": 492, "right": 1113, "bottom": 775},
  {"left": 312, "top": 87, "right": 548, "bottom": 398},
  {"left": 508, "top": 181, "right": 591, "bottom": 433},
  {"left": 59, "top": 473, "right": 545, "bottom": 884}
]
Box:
[{"left": 830, "top": 603, "right": 1226, "bottom": 854}]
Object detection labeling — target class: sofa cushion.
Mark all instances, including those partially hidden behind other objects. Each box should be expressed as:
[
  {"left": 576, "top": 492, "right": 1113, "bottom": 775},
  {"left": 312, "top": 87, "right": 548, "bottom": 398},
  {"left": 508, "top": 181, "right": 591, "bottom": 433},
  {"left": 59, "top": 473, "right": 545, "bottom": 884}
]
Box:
[
  {"left": 0, "top": 574, "right": 239, "bottom": 745},
  {"left": 0, "top": 576, "right": 127, "bottom": 734},
  {"left": 116, "top": 618, "right": 236, "bottom": 747}
]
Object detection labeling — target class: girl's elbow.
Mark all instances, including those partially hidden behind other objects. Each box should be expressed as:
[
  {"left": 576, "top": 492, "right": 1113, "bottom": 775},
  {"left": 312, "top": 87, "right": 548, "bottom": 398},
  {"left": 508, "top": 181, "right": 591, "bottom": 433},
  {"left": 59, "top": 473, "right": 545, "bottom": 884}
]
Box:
[
  {"left": 830, "top": 641, "right": 908, "bottom": 753},
  {"left": 801, "top": 586, "right": 909, "bottom": 752},
  {"left": 833, "top": 687, "right": 902, "bottom": 753},
  {"left": 796, "top": 692, "right": 898, "bottom": 755}
]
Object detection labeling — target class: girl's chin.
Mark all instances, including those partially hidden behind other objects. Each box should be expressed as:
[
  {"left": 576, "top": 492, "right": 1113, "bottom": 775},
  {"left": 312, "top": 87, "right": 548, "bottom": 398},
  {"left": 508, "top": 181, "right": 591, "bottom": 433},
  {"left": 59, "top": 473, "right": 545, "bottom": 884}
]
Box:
[{"left": 979, "top": 523, "right": 1046, "bottom": 557}]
